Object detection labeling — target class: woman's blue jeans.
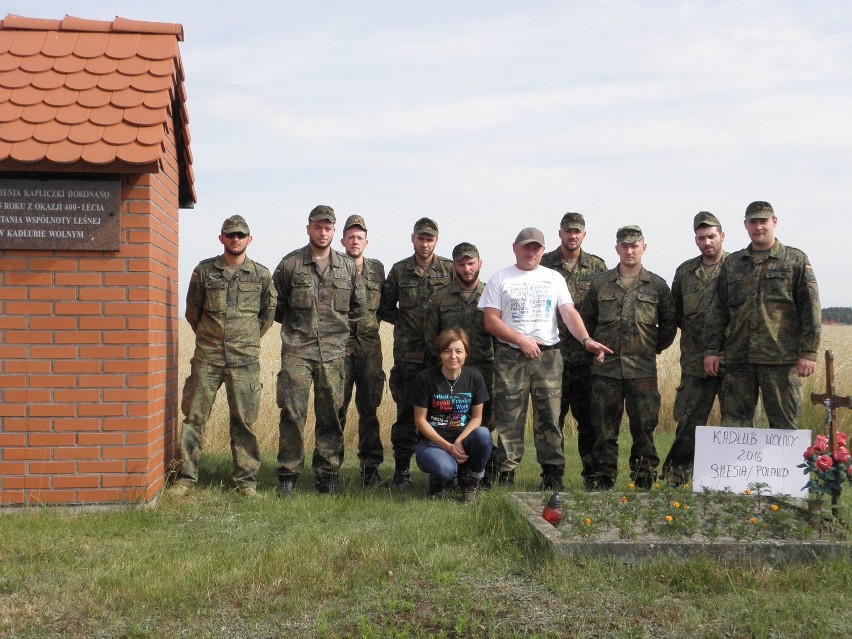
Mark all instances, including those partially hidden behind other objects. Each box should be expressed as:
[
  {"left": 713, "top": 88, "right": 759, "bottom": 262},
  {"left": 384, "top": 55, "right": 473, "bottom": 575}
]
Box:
[{"left": 415, "top": 426, "right": 492, "bottom": 482}]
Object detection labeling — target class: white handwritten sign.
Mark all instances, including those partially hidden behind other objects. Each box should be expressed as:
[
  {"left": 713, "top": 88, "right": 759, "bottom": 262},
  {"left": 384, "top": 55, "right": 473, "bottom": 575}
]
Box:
[{"left": 692, "top": 426, "right": 810, "bottom": 497}]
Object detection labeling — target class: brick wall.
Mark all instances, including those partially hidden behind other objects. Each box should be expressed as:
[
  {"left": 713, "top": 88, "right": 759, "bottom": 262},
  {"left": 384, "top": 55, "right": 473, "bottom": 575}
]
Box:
[{"left": 0, "top": 129, "right": 181, "bottom": 506}]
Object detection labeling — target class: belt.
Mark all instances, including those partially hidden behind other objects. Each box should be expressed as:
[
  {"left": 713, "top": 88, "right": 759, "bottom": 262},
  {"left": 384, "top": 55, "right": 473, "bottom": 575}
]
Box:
[{"left": 497, "top": 341, "right": 559, "bottom": 351}]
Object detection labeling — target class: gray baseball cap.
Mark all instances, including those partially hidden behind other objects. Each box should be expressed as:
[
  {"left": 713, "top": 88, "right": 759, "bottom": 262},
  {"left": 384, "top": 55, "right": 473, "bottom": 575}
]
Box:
[{"left": 514, "top": 227, "right": 545, "bottom": 246}]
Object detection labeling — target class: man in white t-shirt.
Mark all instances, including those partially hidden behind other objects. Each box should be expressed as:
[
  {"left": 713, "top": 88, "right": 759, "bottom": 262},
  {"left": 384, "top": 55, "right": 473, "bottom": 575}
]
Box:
[{"left": 478, "top": 227, "right": 611, "bottom": 489}]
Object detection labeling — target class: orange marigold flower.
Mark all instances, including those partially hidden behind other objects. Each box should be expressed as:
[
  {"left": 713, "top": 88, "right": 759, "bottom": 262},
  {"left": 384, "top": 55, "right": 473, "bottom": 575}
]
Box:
[
  {"left": 620, "top": 495, "right": 628, "bottom": 503},
  {"left": 744, "top": 488, "right": 752, "bottom": 495},
  {"left": 627, "top": 483, "right": 635, "bottom": 490},
  {"left": 672, "top": 501, "right": 680, "bottom": 509},
  {"left": 770, "top": 504, "right": 779, "bottom": 512},
  {"left": 665, "top": 515, "right": 673, "bottom": 524},
  {"left": 683, "top": 505, "right": 690, "bottom": 511},
  {"left": 749, "top": 517, "right": 758, "bottom": 524},
  {"left": 583, "top": 518, "right": 592, "bottom": 526}
]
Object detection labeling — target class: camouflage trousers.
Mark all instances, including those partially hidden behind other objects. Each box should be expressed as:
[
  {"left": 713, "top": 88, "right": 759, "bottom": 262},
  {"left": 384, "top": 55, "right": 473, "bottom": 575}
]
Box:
[
  {"left": 492, "top": 344, "right": 563, "bottom": 473},
  {"left": 177, "top": 358, "right": 261, "bottom": 489},
  {"left": 339, "top": 337, "right": 386, "bottom": 469},
  {"left": 591, "top": 375, "right": 660, "bottom": 484},
  {"left": 661, "top": 373, "right": 721, "bottom": 484},
  {"left": 558, "top": 362, "right": 595, "bottom": 482},
  {"left": 388, "top": 360, "right": 428, "bottom": 465},
  {"left": 721, "top": 364, "right": 802, "bottom": 429},
  {"left": 276, "top": 354, "right": 345, "bottom": 479}
]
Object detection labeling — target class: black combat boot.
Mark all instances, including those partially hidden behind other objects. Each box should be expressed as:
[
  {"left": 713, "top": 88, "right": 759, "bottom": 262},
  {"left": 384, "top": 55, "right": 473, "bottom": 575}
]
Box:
[
  {"left": 276, "top": 474, "right": 297, "bottom": 498},
  {"left": 392, "top": 459, "right": 413, "bottom": 488},
  {"left": 361, "top": 465, "right": 382, "bottom": 487},
  {"left": 538, "top": 464, "right": 565, "bottom": 491},
  {"left": 427, "top": 474, "right": 447, "bottom": 500},
  {"left": 315, "top": 473, "right": 339, "bottom": 495},
  {"left": 497, "top": 470, "right": 515, "bottom": 487}
]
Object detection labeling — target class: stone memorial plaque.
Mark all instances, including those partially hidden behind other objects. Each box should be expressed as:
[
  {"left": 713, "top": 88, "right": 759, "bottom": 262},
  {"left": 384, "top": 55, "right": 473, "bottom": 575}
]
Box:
[{"left": 0, "top": 177, "right": 121, "bottom": 250}]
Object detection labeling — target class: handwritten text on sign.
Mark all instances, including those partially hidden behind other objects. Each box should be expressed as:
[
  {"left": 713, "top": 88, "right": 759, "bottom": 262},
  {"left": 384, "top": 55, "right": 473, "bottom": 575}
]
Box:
[{"left": 693, "top": 426, "right": 811, "bottom": 498}]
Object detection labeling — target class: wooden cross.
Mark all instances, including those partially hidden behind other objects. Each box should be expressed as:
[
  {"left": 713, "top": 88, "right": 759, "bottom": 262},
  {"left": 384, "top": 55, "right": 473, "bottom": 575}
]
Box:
[{"left": 810, "top": 350, "right": 851, "bottom": 452}]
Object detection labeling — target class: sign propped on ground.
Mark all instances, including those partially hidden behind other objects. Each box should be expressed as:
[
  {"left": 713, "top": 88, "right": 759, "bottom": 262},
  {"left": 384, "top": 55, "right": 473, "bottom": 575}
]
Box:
[{"left": 693, "top": 426, "right": 811, "bottom": 498}]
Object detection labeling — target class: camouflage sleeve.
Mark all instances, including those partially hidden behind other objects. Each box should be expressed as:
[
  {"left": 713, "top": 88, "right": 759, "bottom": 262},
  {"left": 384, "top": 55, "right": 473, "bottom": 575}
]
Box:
[
  {"left": 655, "top": 279, "right": 678, "bottom": 354},
  {"left": 184, "top": 265, "right": 204, "bottom": 333},
  {"left": 422, "top": 297, "right": 441, "bottom": 362},
  {"left": 579, "top": 279, "right": 598, "bottom": 338},
  {"left": 348, "top": 265, "right": 367, "bottom": 321},
  {"left": 671, "top": 266, "right": 684, "bottom": 330},
  {"left": 378, "top": 266, "right": 399, "bottom": 324},
  {"left": 795, "top": 258, "right": 821, "bottom": 361},
  {"left": 258, "top": 268, "right": 277, "bottom": 337},
  {"left": 272, "top": 257, "right": 289, "bottom": 325},
  {"left": 702, "top": 262, "right": 729, "bottom": 356}
]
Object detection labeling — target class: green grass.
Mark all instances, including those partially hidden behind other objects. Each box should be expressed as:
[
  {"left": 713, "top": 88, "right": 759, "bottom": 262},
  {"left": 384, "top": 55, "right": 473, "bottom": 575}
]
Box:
[{"left": 2, "top": 432, "right": 851, "bottom": 638}]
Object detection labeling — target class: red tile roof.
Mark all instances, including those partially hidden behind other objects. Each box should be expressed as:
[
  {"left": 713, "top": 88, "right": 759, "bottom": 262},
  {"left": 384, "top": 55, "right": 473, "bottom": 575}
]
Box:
[{"left": 0, "top": 14, "right": 195, "bottom": 207}]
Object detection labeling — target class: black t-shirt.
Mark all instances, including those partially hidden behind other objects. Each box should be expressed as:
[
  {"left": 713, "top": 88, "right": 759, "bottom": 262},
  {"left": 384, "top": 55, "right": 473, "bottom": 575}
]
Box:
[{"left": 408, "top": 366, "right": 489, "bottom": 442}]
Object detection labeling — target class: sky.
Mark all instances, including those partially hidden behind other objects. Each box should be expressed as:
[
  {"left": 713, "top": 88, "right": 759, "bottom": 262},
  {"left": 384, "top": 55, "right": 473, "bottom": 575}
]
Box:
[{"left": 10, "top": 1, "right": 852, "bottom": 307}]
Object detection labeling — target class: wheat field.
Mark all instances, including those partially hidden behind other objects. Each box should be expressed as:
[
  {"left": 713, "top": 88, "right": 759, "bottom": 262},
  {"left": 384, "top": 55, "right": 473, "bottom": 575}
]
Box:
[{"left": 178, "top": 322, "right": 852, "bottom": 455}]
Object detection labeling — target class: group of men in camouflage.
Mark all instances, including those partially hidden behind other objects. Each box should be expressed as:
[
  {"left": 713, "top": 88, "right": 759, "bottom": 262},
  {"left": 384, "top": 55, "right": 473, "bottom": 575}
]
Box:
[{"left": 171, "top": 199, "right": 820, "bottom": 498}]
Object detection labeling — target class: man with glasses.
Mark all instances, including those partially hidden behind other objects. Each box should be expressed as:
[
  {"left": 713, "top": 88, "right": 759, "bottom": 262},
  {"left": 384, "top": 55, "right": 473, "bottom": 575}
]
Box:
[{"left": 171, "top": 215, "right": 276, "bottom": 498}]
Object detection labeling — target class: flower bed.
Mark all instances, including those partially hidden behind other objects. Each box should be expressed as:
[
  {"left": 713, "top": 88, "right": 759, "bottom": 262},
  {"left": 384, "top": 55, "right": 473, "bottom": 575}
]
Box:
[{"left": 511, "top": 483, "right": 852, "bottom": 564}]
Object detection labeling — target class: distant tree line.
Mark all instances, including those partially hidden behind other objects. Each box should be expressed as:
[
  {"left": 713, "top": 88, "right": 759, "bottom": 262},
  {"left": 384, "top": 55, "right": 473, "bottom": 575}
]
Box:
[{"left": 822, "top": 307, "right": 852, "bottom": 324}]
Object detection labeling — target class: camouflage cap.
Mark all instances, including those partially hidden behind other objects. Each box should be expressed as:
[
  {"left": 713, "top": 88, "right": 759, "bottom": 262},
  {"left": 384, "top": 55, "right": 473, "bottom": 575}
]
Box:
[
  {"left": 560, "top": 212, "right": 586, "bottom": 231},
  {"left": 616, "top": 225, "right": 643, "bottom": 244},
  {"left": 413, "top": 217, "right": 439, "bottom": 236},
  {"left": 514, "top": 227, "right": 546, "bottom": 246},
  {"left": 452, "top": 242, "right": 480, "bottom": 261},
  {"left": 744, "top": 201, "right": 774, "bottom": 219},
  {"left": 343, "top": 214, "right": 367, "bottom": 232},
  {"left": 221, "top": 214, "right": 250, "bottom": 234},
  {"left": 693, "top": 211, "right": 722, "bottom": 231},
  {"left": 309, "top": 205, "right": 336, "bottom": 223}
]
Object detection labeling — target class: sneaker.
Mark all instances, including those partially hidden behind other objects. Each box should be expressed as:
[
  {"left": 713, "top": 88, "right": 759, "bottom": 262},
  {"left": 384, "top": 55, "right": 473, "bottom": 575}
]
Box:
[
  {"left": 461, "top": 479, "right": 480, "bottom": 504},
  {"left": 167, "top": 482, "right": 191, "bottom": 496},
  {"left": 392, "top": 468, "right": 413, "bottom": 488},
  {"left": 237, "top": 486, "right": 261, "bottom": 499},
  {"left": 361, "top": 466, "right": 382, "bottom": 487},
  {"left": 497, "top": 471, "right": 515, "bottom": 487},
  {"left": 315, "top": 474, "right": 340, "bottom": 495},
  {"left": 276, "top": 476, "right": 297, "bottom": 498}
]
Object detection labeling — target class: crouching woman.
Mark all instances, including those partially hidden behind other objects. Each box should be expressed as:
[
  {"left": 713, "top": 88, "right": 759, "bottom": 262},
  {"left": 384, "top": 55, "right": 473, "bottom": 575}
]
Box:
[{"left": 409, "top": 328, "right": 492, "bottom": 503}]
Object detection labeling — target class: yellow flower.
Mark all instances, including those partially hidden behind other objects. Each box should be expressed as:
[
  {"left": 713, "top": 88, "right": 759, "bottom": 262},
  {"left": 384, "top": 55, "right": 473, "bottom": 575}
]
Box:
[
  {"left": 672, "top": 501, "right": 680, "bottom": 509},
  {"left": 683, "top": 483, "right": 689, "bottom": 490},
  {"left": 683, "top": 505, "right": 690, "bottom": 511},
  {"left": 627, "top": 483, "right": 635, "bottom": 490},
  {"left": 583, "top": 518, "right": 592, "bottom": 526},
  {"left": 744, "top": 488, "right": 752, "bottom": 495},
  {"left": 770, "top": 504, "right": 779, "bottom": 512},
  {"left": 749, "top": 517, "right": 758, "bottom": 524},
  {"left": 665, "top": 515, "right": 673, "bottom": 524},
  {"left": 654, "top": 482, "right": 661, "bottom": 489}
]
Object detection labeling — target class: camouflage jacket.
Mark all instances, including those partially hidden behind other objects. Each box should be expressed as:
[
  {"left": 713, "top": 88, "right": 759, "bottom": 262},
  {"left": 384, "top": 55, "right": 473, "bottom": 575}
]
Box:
[
  {"left": 378, "top": 254, "right": 454, "bottom": 364},
  {"left": 580, "top": 266, "right": 677, "bottom": 379},
  {"left": 273, "top": 246, "right": 366, "bottom": 362},
  {"left": 185, "top": 255, "right": 276, "bottom": 367},
  {"left": 540, "top": 247, "right": 607, "bottom": 366},
  {"left": 423, "top": 281, "right": 494, "bottom": 368},
  {"left": 347, "top": 257, "right": 385, "bottom": 353},
  {"left": 672, "top": 251, "right": 728, "bottom": 377},
  {"left": 704, "top": 240, "right": 820, "bottom": 365}
]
